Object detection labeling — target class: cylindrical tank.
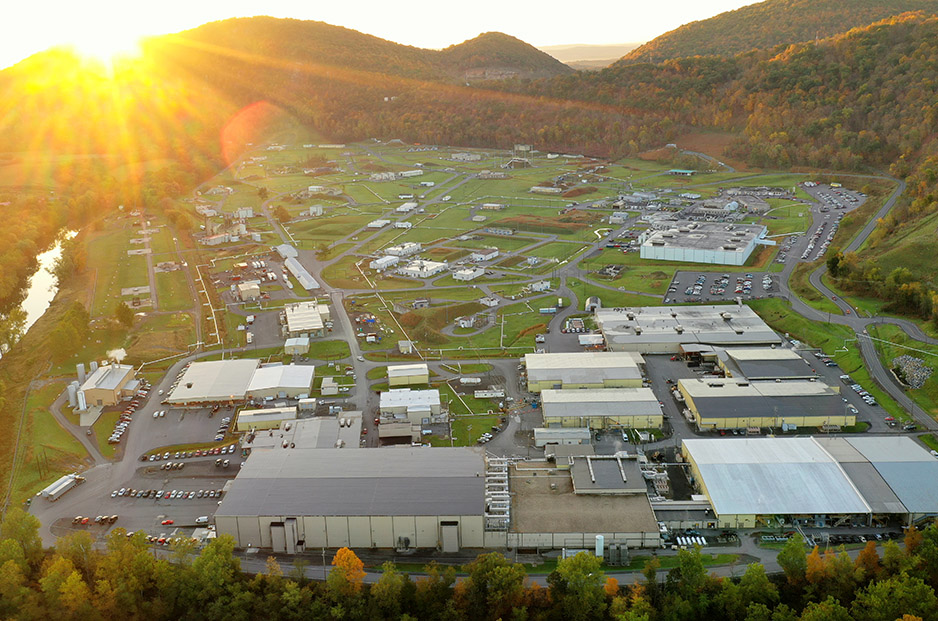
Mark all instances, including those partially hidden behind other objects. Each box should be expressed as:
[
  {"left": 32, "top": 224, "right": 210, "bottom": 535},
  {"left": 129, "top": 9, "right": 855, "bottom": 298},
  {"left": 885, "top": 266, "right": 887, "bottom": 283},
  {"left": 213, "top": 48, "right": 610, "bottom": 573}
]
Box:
[
  {"left": 66, "top": 383, "right": 78, "bottom": 408},
  {"left": 76, "top": 390, "right": 87, "bottom": 411},
  {"left": 595, "top": 534, "right": 604, "bottom": 557},
  {"left": 76, "top": 363, "right": 86, "bottom": 384},
  {"left": 89, "top": 361, "right": 99, "bottom": 373}
]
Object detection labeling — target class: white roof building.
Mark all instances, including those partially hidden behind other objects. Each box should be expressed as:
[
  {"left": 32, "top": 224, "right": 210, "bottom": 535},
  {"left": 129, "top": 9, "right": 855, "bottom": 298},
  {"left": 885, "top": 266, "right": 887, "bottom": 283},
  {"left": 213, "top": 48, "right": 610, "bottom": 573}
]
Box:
[
  {"left": 399, "top": 260, "right": 447, "bottom": 279},
  {"left": 165, "top": 359, "right": 261, "bottom": 405},
  {"left": 369, "top": 256, "right": 400, "bottom": 271},
  {"left": 284, "top": 301, "right": 329, "bottom": 335},
  {"left": 246, "top": 364, "right": 315, "bottom": 399},
  {"left": 385, "top": 242, "right": 422, "bottom": 257},
  {"left": 367, "top": 219, "right": 391, "bottom": 229},
  {"left": 639, "top": 221, "right": 769, "bottom": 266},
  {"left": 454, "top": 267, "right": 484, "bottom": 281},
  {"left": 525, "top": 352, "right": 644, "bottom": 390},
  {"left": 379, "top": 388, "right": 442, "bottom": 423},
  {"left": 596, "top": 305, "right": 781, "bottom": 353},
  {"left": 470, "top": 248, "right": 499, "bottom": 262},
  {"left": 284, "top": 257, "right": 320, "bottom": 290}
]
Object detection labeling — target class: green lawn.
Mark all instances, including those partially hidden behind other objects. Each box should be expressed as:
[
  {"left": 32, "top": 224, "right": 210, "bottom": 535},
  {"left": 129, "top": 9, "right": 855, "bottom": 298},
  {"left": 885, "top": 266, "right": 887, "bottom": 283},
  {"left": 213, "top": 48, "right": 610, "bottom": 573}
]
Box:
[
  {"left": 87, "top": 227, "right": 150, "bottom": 317},
  {"left": 156, "top": 270, "right": 192, "bottom": 312},
  {"left": 93, "top": 410, "right": 121, "bottom": 459},
  {"left": 11, "top": 383, "right": 88, "bottom": 504},
  {"left": 307, "top": 340, "right": 351, "bottom": 361},
  {"left": 567, "top": 278, "right": 661, "bottom": 308},
  {"left": 868, "top": 324, "right": 938, "bottom": 418}
]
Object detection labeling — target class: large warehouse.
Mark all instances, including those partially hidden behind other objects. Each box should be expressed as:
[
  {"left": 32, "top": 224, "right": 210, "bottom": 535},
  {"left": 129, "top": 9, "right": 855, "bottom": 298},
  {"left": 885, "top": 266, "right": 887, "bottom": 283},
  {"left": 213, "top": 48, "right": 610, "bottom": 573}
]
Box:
[
  {"left": 541, "top": 388, "right": 663, "bottom": 429},
  {"left": 379, "top": 388, "right": 442, "bottom": 423},
  {"left": 165, "top": 359, "right": 260, "bottom": 406},
  {"left": 717, "top": 347, "right": 816, "bottom": 380},
  {"left": 215, "top": 447, "right": 486, "bottom": 552},
  {"left": 639, "top": 221, "right": 768, "bottom": 266},
  {"left": 387, "top": 363, "right": 430, "bottom": 387},
  {"left": 246, "top": 364, "right": 315, "bottom": 400},
  {"left": 524, "top": 352, "right": 643, "bottom": 392},
  {"left": 282, "top": 301, "right": 330, "bottom": 338},
  {"left": 683, "top": 437, "right": 938, "bottom": 528},
  {"left": 677, "top": 378, "right": 853, "bottom": 430},
  {"left": 595, "top": 305, "right": 781, "bottom": 353}
]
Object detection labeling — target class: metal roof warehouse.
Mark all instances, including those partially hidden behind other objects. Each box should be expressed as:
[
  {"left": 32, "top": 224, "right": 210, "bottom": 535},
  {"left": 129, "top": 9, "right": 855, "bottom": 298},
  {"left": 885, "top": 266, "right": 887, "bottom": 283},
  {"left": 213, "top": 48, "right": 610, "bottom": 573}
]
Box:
[{"left": 165, "top": 359, "right": 260, "bottom": 405}]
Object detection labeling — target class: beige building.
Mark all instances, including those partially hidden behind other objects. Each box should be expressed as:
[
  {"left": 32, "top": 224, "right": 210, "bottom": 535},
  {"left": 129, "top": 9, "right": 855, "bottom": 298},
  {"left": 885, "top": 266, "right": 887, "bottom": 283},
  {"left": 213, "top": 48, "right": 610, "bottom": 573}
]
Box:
[
  {"left": 379, "top": 388, "right": 442, "bottom": 424},
  {"left": 215, "top": 447, "right": 486, "bottom": 552},
  {"left": 80, "top": 364, "right": 135, "bottom": 407},
  {"left": 237, "top": 281, "right": 261, "bottom": 301},
  {"left": 541, "top": 388, "right": 663, "bottom": 429},
  {"left": 524, "top": 352, "right": 643, "bottom": 392},
  {"left": 387, "top": 363, "right": 430, "bottom": 387},
  {"left": 236, "top": 407, "right": 298, "bottom": 432}
]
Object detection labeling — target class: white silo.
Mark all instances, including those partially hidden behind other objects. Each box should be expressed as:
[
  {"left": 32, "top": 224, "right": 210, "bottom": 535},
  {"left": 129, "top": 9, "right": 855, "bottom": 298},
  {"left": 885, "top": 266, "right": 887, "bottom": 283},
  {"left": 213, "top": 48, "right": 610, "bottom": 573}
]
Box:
[
  {"left": 595, "top": 534, "right": 604, "bottom": 557},
  {"left": 76, "top": 363, "right": 86, "bottom": 384},
  {"left": 89, "top": 361, "right": 99, "bottom": 373},
  {"left": 66, "top": 383, "right": 78, "bottom": 408},
  {"left": 76, "top": 390, "right": 87, "bottom": 411}
]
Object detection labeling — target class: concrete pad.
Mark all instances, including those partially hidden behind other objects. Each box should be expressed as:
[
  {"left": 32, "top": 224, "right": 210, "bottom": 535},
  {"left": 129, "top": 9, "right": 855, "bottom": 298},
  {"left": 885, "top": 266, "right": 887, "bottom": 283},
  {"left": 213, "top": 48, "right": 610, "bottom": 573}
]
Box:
[
  {"left": 79, "top": 405, "right": 103, "bottom": 427},
  {"left": 127, "top": 248, "right": 151, "bottom": 256},
  {"left": 121, "top": 286, "right": 151, "bottom": 297}
]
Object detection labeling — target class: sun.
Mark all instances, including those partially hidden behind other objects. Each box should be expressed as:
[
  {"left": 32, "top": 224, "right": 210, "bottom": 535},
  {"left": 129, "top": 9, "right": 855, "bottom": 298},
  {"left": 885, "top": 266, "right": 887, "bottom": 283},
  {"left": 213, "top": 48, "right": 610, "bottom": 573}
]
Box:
[{"left": 66, "top": 29, "right": 144, "bottom": 65}]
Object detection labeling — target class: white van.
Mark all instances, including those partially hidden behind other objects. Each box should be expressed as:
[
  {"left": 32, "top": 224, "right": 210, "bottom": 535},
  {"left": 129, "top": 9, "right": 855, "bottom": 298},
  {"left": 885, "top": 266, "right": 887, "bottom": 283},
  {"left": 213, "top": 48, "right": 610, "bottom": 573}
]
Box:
[{"left": 195, "top": 516, "right": 210, "bottom": 525}]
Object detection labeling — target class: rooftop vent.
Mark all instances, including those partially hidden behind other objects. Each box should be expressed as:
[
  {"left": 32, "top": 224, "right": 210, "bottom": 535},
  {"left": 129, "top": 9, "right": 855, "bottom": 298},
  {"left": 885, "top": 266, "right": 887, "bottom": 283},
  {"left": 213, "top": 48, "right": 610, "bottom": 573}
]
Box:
[
  {"left": 720, "top": 312, "right": 732, "bottom": 320},
  {"left": 674, "top": 325, "right": 684, "bottom": 334}
]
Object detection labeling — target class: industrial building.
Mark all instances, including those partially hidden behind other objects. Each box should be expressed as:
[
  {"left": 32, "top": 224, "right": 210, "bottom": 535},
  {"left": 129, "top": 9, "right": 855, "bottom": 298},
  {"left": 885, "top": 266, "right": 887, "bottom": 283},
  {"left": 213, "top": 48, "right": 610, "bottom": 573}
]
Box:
[
  {"left": 639, "top": 221, "right": 768, "bottom": 266},
  {"left": 385, "top": 242, "right": 422, "bottom": 257},
  {"left": 236, "top": 407, "right": 298, "bottom": 432},
  {"left": 453, "top": 267, "right": 484, "bottom": 282},
  {"left": 244, "top": 414, "right": 362, "bottom": 450},
  {"left": 682, "top": 436, "right": 938, "bottom": 528},
  {"left": 79, "top": 363, "right": 136, "bottom": 407},
  {"left": 165, "top": 359, "right": 261, "bottom": 406},
  {"left": 677, "top": 378, "right": 853, "bottom": 430},
  {"left": 533, "top": 428, "right": 591, "bottom": 448},
  {"left": 398, "top": 260, "right": 448, "bottom": 279},
  {"left": 470, "top": 248, "right": 499, "bottom": 262},
  {"left": 215, "top": 447, "right": 486, "bottom": 552},
  {"left": 379, "top": 388, "right": 442, "bottom": 424},
  {"left": 246, "top": 364, "right": 315, "bottom": 400},
  {"left": 283, "top": 301, "right": 331, "bottom": 338},
  {"left": 717, "top": 347, "right": 816, "bottom": 380},
  {"left": 595, "top": 305, "right": 780, "bottom": 353},
  {"left": 284, "top": 257, "right": 320, "bottom": 290},
  {"left": 524, "top": 352, "right": 643, "bottom": 392},
  {"left": 541, "top": 388, "right": 663, "bottom": 429},
  {"left": 369, "top": 256, "right": 399, "bottom": 271},
  {"left": 284, "top": 337, "right": 310, "bottom": 356},
  {"left": 387, "top": 363, "right": 430, "bottom": 387},
  {"left": 237, "top": 281, "right": 261, "bottom": 301}
]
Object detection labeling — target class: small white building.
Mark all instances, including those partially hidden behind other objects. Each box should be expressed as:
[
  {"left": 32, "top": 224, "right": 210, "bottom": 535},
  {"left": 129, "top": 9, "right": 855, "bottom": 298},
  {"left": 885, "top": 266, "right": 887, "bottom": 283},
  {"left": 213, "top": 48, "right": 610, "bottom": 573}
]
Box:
[
  {"left": 531, "top": 280, "right": 551, "bottom": 292},
  {"left": 454, "top": 267, "right": 484, "bottom": 282},
  {"left": 307, "top": 205, "right": 324, "bottom": 217},
  {"left": 369, "top": 256, "right": 400, "bottom": 271},
  {"left": 235, "top": 207, "right": 254, "bottom": 219},
  {"left": 479, "top": 297, "right": 499, "bottom": 307},
  {"left": 530, "top": 186, "right": 563, "bottom": 194},
  {"left": 480, "top": 203, "right": 505, "bottom": 211},
  {"left": 284, "top": 337, "right": 310, "bottom": 356},
  {"left": 385, "top": 242, "right": 422, "bottom": 257},
  {"left": 396, "top": 202, "right": 418, "bottom": 213},
  {"left": 393, "top": 222, "right": 413, "bottom": 229},
  {"left": 399, "top": 260, "right": 448, "bottom": 279},
  {"left": 379, "top": 388, "right": 442, "bottom": 424},
  {"left": 470, "top": 248, "right": 499, "bottom": 262},
  {"left": 367, "top": 219, "right": 391, "bottom": 229},
  {"left": 201, "top": 234, "right": 229, "bottom": 246},
  {"left": 400, "top": 170, "right": 424, "bottom": 178}
]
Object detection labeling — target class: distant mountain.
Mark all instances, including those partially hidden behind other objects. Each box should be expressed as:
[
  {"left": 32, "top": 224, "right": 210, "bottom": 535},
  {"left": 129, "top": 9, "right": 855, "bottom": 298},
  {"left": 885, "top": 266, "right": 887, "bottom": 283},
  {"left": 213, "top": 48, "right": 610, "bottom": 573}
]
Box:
[
  {"left": 440, "top": 32, "right": 574, "bottom": 80},
  {"left": 620, "top": 0, "right": 938, "bottom": 64},
  {"left": 538, "top": 43, "right": 641, "bottom": 66}
]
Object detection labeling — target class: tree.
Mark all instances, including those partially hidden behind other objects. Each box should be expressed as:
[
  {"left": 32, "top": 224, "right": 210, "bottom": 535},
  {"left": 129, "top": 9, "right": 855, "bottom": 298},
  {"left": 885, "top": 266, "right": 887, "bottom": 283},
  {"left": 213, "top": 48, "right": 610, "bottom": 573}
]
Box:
[
  {"left": 777, "top": 534, "right": 807, "bottom": 586},
  {"left": 274, "top": 205, "right": 290, "bottom": 223},
  {"left": 258, "top": 187, "right": 268, "bottom": 200},
  {"left": 1, "top": 508, "right": 43, "bottom": 568},
  {"left": 461, "top": 552, "right": 527, "bottom": 620},
  {"left": 904, "top": 526, "right": 924, "bottom": 556},
  {"left": 115, "top": 301, "right": 134, "bottom": 328},
  {"left": 855, "top": 541, "right": 882, "bottom": 581},
  {"left": 850, "top": 573, "right": 938, "bottom": 621},
  {"left": 739, "top": 563, "right": 778, "bottom": 609},
  {"left": 800, "top": 596, "right": 852, "bottom": 621},
  {"left": 371, "top": 561, "right": 406, "bottom": 618},
  {"left": 327, "top": 547, "right": 365, "bottom": 598},
  {"left": 548, "top": 551, "right": 607, "bottom": 621}
]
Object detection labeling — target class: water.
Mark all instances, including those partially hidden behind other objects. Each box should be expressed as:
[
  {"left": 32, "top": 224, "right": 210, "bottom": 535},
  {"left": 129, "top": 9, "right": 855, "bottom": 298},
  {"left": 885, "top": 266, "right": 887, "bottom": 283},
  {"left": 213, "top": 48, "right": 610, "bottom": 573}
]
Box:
[{"left": 20, "top": 231, "right": 76, "bottom": 334}]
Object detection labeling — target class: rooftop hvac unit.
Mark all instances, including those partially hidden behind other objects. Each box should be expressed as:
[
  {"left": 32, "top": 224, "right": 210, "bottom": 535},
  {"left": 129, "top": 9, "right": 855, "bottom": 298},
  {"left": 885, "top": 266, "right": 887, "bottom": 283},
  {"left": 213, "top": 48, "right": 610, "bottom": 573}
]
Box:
[
  {"left": 720, "top": 312, "right": 732, "bottom": 320},
  {"left": 626, "top": 312, "right": 635, "bottom": 320},
  {"left": 634, "top": 327, "right": 642, "bottom": 335},
  {"left": 674, "top": 325, "right": 684, "bottom": 334},
  {"left": 735, "top": 329, "right": 745, "bottom": 335}
]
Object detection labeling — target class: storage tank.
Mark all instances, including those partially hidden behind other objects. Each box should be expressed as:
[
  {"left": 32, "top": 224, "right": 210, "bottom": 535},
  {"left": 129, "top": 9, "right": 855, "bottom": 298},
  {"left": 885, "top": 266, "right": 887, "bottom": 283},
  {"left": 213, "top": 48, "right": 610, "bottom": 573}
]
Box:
[
  {"left": 76, "top": 363, "right": 86, "bottom": 384},
  {"left": 89, "top": 361, "right": 99, "bottom": 373},
  {"left": 66, "top": 383, "right": 78, "bottom": 408},
  {"left": 594, "top": 534, "right": 604, "bottom": 557},
  {"left": 76, "top": 390, "right": 87, "bottom": 411}
]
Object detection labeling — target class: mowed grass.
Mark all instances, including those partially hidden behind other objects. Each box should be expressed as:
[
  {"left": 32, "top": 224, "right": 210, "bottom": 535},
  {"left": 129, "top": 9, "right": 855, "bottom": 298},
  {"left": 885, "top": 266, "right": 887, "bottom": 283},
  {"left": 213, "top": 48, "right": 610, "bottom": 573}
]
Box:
[
  {"left": 11, "top": 382, "right": 88, "bottom": 504},
  {"left": 87, "top": 227, "right": 150, "bottom": 317},
  {"left": 307, "top": 340, "right": 352, "bottom": 361},
  {"left": 93, "top": 410, "right": 122, "bottom": 459},
  {"left": 156, "top": 270, "right": 192, "bottom": 312},
  {"left": 868, "top": 324, "right": 938, "bottom": 418},
  {"left": 566, "top": 278, "right": 662, "bottom": 308}
]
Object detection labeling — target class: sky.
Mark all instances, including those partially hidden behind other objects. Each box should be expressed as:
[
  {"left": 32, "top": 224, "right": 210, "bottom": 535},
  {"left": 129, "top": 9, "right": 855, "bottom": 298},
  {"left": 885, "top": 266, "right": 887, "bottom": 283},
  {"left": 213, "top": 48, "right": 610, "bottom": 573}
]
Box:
[{"left": 2, "top": 0, "right": 760, "bottom": 69}]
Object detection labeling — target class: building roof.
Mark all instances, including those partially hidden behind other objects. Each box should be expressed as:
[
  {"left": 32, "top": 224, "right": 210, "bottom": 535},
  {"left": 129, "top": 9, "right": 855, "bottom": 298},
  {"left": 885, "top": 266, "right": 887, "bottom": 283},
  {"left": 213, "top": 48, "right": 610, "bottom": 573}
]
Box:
[
  {"left": 80, "top": 364, "right": 134, "bottom": 392},
  {"left": 642, "top": 221, "right": 765, "bottom": 254},
  {"left": 275, "top": 244, "right": 298, "bottom": 259},
  {"left": 541, "top": 388, "right": 662, "bottom": 418},
  {"left": 844, "top": 437, "right": 938, "bottom": 513},
  {"left": 534, "top": 428, "right": 592, "bottom": 440},
  {"left": 683, "top": 438, "right": 871, "bottom": 516},
  {"left": 721, "top": 347, "right": 814, "bottom": 379},
  {"left": 680, "top": 378, "right": 843, "bottom": 421},
  {"left": 570, "top": 456, "right": 648, "bottom": 494},
  {"left": 597, "top": 305, "right": 780, "bottom": 349},
  {"left": 379, "top": 388, "right": 441, "bottom": 410},
  {"left": 238, "top": 407, "right": 297, "bottom": 424},
  {"left": 216, "top": 447, "right": 485, "bottom": 517},
  {"left": 284, "top": 337, "right": 310, "bottom": 348},
  {"left": 387, "top": 363, "right": 429, "bottom": 379},
  {"left": 525, "top": 352, "right": 643, "bottom": 384},
  {"left": 284, "top": 257, "right": 320, "bottom": 290},
  {"left": 284, "top": 301, "right": 325, "bottom": 333},
  {"left": 246, "top": 414, "right": 362, "bottom": 449},
  {"left": 246, "top": 364, "right": 315, "bottom": 394},
  {"left": 165, "top": 359, "right": 260, "bottom": 403}
]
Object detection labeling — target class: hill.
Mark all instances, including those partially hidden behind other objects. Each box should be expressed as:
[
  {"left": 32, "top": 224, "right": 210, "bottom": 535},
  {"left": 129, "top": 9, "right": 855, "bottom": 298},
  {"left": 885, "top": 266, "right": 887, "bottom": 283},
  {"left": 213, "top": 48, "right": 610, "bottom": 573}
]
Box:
[
  {"left": 440, "top": 32, "right": 574, "bottom": 80},
  {"left": 619, "top": 0, "right": 938, "bottom": 64}
]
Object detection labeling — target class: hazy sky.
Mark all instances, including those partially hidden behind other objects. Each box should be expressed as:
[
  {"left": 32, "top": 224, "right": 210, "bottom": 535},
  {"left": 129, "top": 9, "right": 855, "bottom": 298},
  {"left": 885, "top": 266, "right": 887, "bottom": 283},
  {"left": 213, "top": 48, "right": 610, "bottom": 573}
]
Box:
[{"left": 2, "top": 0, "right": 760, "bottom": 68}]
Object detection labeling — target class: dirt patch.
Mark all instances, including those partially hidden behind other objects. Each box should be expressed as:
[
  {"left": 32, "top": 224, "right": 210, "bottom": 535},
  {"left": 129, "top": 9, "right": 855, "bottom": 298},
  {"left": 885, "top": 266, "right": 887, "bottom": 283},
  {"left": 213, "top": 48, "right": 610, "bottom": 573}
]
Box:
[
  {"left": 674, "top": 130, "right": 749, "bottom": 171},
  {"left": 497, "top": 256, "right": 526, "bottom": 268},
  {"left": 428, "top": 247, "right": 469, "bottom": 262},
  {"left": 496, "top": 211, "right": 600, "bottom": 235},
  {"left": 562, "top": 186, "right": 597, "bottom": 198}
]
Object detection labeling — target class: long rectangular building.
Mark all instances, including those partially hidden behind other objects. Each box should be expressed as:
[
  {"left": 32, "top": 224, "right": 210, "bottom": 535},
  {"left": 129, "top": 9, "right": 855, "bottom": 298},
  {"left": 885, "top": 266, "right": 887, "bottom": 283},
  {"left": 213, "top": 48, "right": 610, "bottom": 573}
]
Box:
[
  {"left": 678, "top": 378, "right": 851, "bottom": 430},
  {"left": 683, "top": 436, "right": 938, "bottom": 528},
  {"left": 639, "top": 221, "right": 768, "bottom": 266},
  {"left": 215, "top": 447, "right": 486, "bottom": 552},
  {"left": 596, "top": 305, "right": 780, "bottom": 353},
  {"left": 165, "top": 359, "right": 260, "bottom": 406},
  {"left": 525, "top": 352, "right": 643, "bottom": 392},
  {"left": 541, "top": 388, "right": 663, "bottom": 429}
]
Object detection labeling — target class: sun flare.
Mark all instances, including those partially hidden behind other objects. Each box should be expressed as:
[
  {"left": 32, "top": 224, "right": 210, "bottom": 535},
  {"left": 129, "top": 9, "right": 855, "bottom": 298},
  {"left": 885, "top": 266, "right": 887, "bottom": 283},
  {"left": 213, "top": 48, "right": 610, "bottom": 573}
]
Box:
[{"left": 66, "top": 30, "right": 143, "bottom": 65}]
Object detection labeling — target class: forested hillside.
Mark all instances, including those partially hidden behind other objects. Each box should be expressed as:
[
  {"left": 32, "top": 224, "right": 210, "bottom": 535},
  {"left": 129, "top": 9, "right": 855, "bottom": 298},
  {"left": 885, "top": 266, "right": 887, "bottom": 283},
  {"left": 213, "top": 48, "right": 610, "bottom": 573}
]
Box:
[{"left": 620, "top": 0, "right": 938, "bottom": 64}]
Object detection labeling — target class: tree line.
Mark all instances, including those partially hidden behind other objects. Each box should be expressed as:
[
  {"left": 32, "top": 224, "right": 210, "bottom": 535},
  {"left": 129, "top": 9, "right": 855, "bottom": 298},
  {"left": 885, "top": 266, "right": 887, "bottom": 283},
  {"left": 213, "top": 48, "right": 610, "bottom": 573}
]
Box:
[{"left": 1, "top": 507, "right": 937, "bottom": 620}]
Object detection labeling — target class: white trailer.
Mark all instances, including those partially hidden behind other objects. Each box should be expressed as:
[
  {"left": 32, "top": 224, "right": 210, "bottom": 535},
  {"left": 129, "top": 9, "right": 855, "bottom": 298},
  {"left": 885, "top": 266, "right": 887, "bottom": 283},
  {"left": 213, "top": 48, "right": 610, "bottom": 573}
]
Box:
[{"left": 41, "top": 473, "right": 84, "bottom": 501}]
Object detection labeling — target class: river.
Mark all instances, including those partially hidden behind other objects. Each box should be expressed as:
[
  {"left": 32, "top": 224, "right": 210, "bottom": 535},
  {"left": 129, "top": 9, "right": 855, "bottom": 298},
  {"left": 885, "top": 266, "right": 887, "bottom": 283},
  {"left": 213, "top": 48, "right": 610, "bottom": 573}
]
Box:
[{"left": 20, "top": 231, "right": 77, "bottom": 334}]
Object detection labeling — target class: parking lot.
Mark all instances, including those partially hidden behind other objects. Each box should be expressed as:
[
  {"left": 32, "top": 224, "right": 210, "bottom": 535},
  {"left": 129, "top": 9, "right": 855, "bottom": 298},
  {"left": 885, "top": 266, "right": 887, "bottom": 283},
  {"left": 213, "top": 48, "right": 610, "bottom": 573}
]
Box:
[{"left": 664, "top": 271, "right": 777, "bottom": 304}]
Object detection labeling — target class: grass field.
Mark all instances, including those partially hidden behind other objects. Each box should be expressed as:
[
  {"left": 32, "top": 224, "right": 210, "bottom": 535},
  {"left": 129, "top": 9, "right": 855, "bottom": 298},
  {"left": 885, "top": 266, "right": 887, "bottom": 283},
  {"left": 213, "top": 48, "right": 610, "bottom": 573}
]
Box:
[
  {"left": 93, "top": 411, "right": 121, "bottom": 459},
  {"left": 789, "top": 262, "right": 841, "bottom": 314},
  {"left": 155, "top": 271, "right": 191, "bottom": 312},
  {"left": 307, "top": 340, "right": 351, "bottom": 361},
  {"left": 10, "top": 383, "right": 88, "bottom": 503},
  {"left": 87, "top": 228, "right": 150, "bottom": 317},
  {"left": 567, "top": 278, "right": 661, "bottom": 307}
]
